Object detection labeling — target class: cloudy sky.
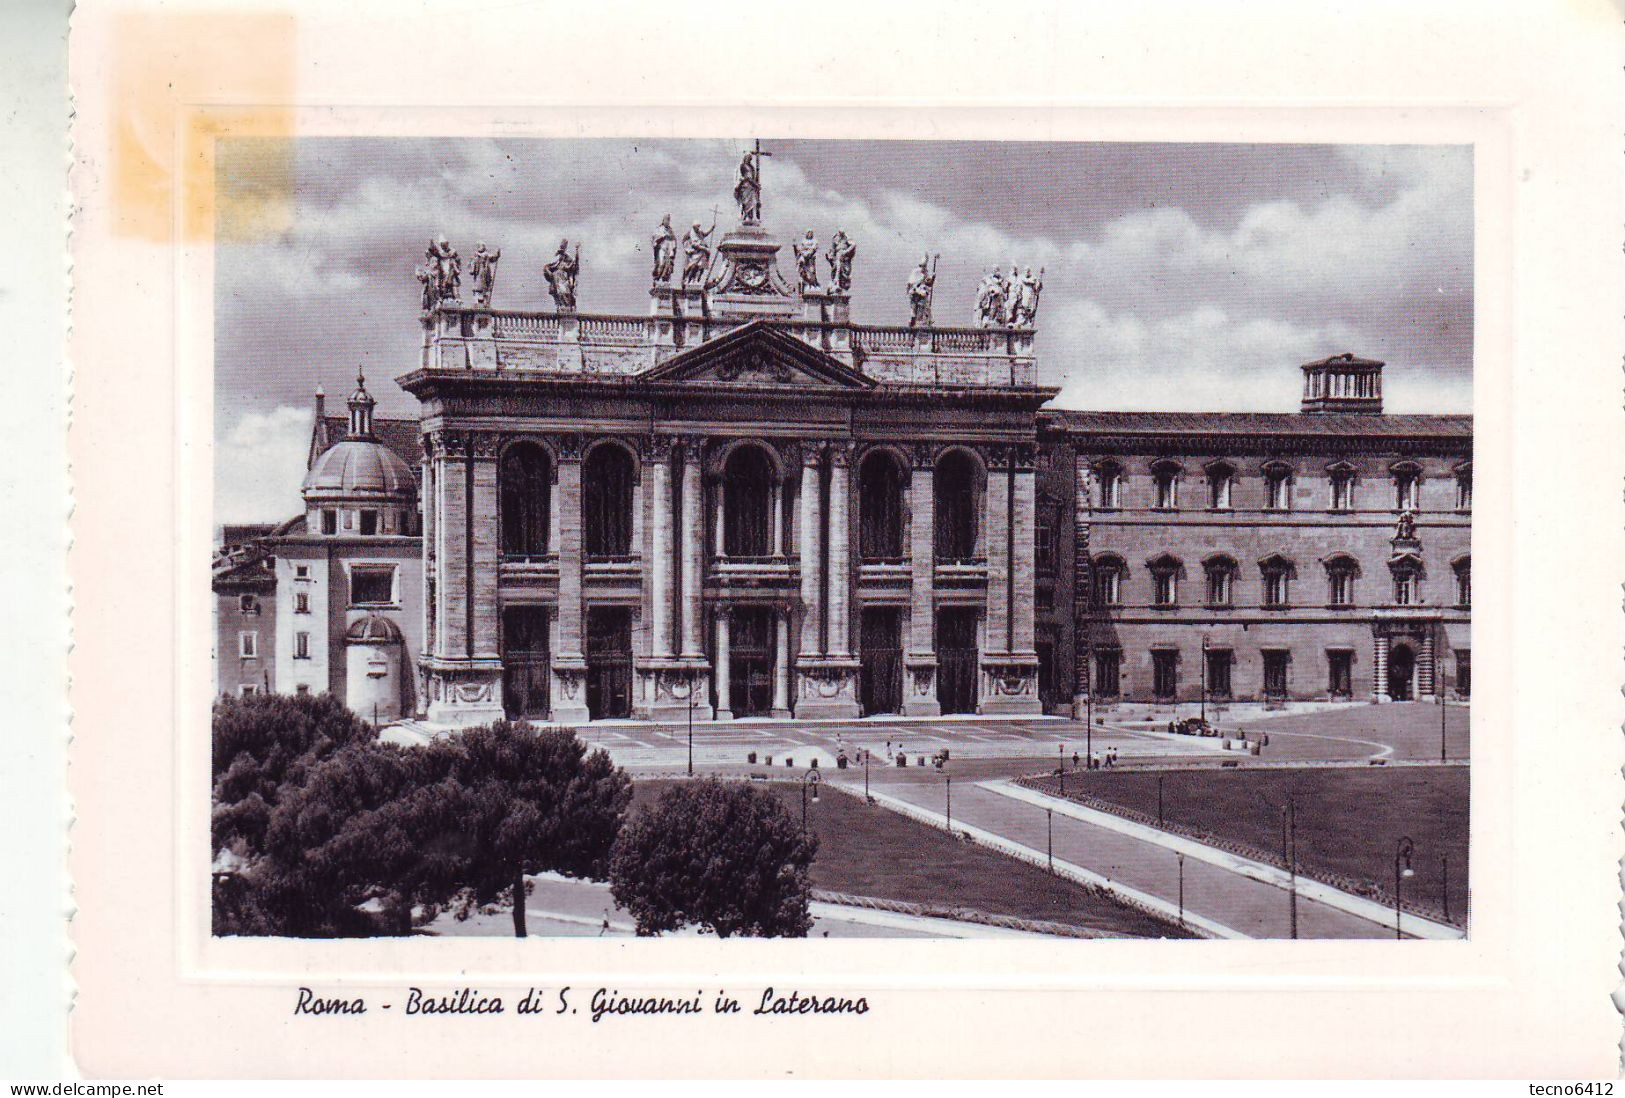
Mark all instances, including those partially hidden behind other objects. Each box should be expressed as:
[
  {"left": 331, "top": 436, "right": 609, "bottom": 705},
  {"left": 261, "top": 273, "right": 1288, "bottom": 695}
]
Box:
[{"left": 214, "top": 137, "right": 1472, "bottom": 524}]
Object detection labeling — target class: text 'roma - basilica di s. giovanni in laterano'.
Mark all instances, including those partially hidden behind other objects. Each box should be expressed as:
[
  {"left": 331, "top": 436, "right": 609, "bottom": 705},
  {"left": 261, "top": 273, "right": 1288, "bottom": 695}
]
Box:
[{"left": 214, "top": 147, "right": 1471, "bottom": 729}]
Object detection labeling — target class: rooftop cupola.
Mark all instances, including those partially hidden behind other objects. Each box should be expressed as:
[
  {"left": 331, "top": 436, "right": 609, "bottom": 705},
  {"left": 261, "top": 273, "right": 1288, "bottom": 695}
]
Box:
[
  {"left": 347, "top": 369, "right": 377, "bottom": 438},
  {"left": 1301, "top": 352, "right": 1383, "bottom": 414}
]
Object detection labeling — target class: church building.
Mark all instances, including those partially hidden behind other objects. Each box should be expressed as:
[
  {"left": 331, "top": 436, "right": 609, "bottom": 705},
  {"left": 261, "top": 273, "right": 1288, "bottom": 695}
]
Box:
[{"left": 217, "top": 152, "right": 1471, "bottom": 727}]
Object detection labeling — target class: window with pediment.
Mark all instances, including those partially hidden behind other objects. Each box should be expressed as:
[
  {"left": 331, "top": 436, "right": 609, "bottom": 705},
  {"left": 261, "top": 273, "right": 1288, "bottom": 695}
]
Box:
[
  {"left": 1324, "top": 554, "right": 1360, "bottom": 607},
  {"left": 1148, "top": 553, "right": 1182, "bottom": 608},
  {"left": 1260, "top": 554, "right": 1296, "bottom": 608},
  {"left": 1203, "top": 554, "right": 1237, "bottom": 607},
  {"left": 1150, "top": 460, "right": 1181, "bottom": 510},
  {"left": 1391, "top": 461, "right": 1422, "bottom": 511},
  {"left": 1205, "top": 461, "right": 1235, "bottom": 509},
  {"left": 1262, "top": 461, "right": 1294, "bottom": 511}
]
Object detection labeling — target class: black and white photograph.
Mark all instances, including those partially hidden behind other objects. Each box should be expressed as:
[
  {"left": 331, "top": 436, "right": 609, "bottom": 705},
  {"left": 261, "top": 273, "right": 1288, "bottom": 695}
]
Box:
[{"left": 209, "top": 137, "right": 1473, "bottom": 943}]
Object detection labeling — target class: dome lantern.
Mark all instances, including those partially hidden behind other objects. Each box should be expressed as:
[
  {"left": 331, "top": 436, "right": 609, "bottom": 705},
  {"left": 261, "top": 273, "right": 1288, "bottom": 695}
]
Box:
[{"left": 347, "top": 369, "right": 377, "bottom": 438}]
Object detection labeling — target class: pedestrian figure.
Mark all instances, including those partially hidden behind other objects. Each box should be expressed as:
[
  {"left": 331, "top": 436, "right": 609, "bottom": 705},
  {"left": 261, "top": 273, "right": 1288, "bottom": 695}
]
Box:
[{"left": 1073, "top": 751, "right": 1080, "bottom": 770}]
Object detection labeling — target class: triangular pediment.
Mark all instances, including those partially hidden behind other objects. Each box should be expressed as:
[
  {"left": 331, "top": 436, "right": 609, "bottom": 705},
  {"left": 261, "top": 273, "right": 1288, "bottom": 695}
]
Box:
[{"left": 638, "top": 321, "right": 876, "bottom": 390}]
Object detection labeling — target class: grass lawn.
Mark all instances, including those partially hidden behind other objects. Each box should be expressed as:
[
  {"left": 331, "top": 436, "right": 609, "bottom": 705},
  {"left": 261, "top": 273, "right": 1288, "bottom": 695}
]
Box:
[
  {"left": 1027, "top": 766, "right": 1467, "bottom": 922},
  {"left": 632, "top": 779, "right": 1190, "bottom": 938}
]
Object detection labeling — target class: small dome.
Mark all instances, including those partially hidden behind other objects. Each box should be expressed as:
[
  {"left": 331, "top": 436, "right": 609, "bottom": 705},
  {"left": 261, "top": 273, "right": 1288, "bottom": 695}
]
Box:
[
  {"left": 303, "top": 439, "right": 416, "bottom": 498},
  {"left": 345, "top": 614, "right": 403, "bottom": 644}
]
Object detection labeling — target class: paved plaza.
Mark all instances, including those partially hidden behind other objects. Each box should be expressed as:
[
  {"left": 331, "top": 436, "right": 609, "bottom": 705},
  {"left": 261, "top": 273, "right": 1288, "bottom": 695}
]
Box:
[{"left": 391, "top": 702, "right": 1469, "bottom": 940}]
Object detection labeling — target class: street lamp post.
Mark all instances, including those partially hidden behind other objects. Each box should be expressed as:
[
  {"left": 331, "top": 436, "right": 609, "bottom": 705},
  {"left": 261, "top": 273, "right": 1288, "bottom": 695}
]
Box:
[
  {"left": 1438, "top": 621, "right": 1449, "bottom": 763},
  {"left": 1046, "top": 807, "right": 1054, "bottom": 873},
  {"left": 801, "top": 768, "right": 821, "bottom": 832},
  {"left": 1176, "top": 851, "right": 1185, "bottom": 927},
  {"left": 1059, "top": 742, "right": 1066, "bottom": 795},
  {"left": 1200, "top": 634, "right": 1208, "bottom": 727},
  {"left": 1157, "top": 774, "right": 1164, "bottom": 827},
  {"left": 1394, "top": 835, "right": 1416, "bottom": 939},
  {"left": 864, "top": 749, "right": 870, "bottom": 801},
  {"left": 1286, "top": 797, "right": 1298, "bottom": 939},
  {"left": 1085, "top": 643, "right": 1094, "bottom": 765},
  {"left": 945, "top": 774, "right": 952, "bottom": 832}
]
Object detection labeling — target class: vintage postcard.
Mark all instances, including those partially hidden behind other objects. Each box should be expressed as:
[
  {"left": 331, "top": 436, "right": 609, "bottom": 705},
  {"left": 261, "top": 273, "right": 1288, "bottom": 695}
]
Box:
[{"left": 59, "top": 0, "right": 1623, "bottom": 1081}]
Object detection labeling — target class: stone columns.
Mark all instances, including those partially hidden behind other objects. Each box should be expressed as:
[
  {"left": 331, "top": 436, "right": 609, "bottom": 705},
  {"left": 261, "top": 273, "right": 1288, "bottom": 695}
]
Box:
[
  {"left": 648, "top": 438, "right": 674, "bottom": 659},
  {"left": 714, "top": 610, "right": 733, "bottom": 721},
  {"left": 1010, "top": 450, "right": 1038, "bottom": 657},
  {"left": 798, "top": 444, "right": 824, "bottom": 657},
  {"left": 770, "top": 482, "right": 784, "bottom": 556},
  {"left": 551, "top": 433, "right": 590, "bottom": 725},
  {"left": 1373, "top": 632, "right": 1390, "bottom": 702},
  {"left": 421, "top": 430, "right": 505, "bottom": 727},
  {"left": 984, "top": 451, "right": 1012, "bottom": 652},
  {"left": 713, "top": 480, "right": 727, "bottom": 558},
  {"left": 1072, "top": 446, "right": 1093, "bottom": 718},
  {"left": 1419, "top": 628, "right": 1436, "bottom": 697},
  {"left": 903, "top": 444, "right": 940, "bottom": 717},
  {"left": 980, "top": 443, "right": 1041, "bottom": 715},
  {"left": 772, "top": 609, "right": 791, "bottom": 718},
  {"left": 826, "top": 442, "right": 853, "bottom": 657},
  {"left": 679, "top": 438, "right": 704, "bottom": 659}
]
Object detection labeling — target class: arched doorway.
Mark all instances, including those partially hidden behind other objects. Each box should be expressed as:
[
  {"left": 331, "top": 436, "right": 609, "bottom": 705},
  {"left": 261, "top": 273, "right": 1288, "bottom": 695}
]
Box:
[{"left": 1388, "top": 642, "right": 1416, "bottom": 701}]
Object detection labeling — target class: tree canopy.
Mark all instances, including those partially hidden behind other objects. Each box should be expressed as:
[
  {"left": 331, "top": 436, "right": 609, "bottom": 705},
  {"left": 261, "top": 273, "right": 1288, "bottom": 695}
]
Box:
[
  {"left": 609, "top": 779, "right": 818, "bottom": 938},
  {"left": 211, "top": 691, "right": 378, "bottom": 858}
]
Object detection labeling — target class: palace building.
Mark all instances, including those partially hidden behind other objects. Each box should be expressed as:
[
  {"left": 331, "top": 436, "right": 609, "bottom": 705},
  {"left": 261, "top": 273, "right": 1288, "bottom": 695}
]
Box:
[{"left": 216, "top": 167, "right": 1471, "bottom": 726}]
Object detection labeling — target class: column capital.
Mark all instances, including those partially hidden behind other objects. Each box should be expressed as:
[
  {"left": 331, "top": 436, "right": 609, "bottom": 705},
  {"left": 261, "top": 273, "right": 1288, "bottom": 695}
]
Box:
[
  {"left": 645, "top": 433, "right": 677, "bottom": 462},
  {"left": 552, "top": 432, "right": 585, "bottom": 462},
  {"left": 826, "top": 439, "right": 855, "bottom": 468},
  {"left": 677, "top": 434, "right": 708, "bottom": 461},
  {"left": 800, "top": 439, "right": 826, "bottom": 467},
  {"left": 910, "top": 442, "right": 937, "bottom": 470}
]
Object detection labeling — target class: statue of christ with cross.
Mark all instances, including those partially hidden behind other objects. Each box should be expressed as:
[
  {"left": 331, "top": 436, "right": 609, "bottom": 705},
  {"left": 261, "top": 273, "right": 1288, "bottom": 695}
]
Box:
[{"left": 733, "top": 139, "right": 771, "bottom": 224}]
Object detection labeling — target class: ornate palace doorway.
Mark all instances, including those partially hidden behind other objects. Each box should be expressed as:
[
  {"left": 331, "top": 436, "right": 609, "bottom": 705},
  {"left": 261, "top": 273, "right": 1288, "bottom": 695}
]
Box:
[
  {"left": 729, "top": 607, "right": 774, "bottom": 718},
  {"left": 586, "top": 607, "right": 632, "bottom": 720},
  {"left": 859, "top": 608, "right": 903, "bottom": 716},
  {"left": 936, "top": 608, "right": 979, "bottom": 715}
]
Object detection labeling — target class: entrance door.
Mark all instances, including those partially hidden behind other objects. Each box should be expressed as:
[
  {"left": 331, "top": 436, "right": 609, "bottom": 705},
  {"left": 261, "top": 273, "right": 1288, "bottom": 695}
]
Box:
[
  {"left": 1388, "top": 643, "right": 1415, "bottom": 701},
  {"left": 729, "top": 607, "right": 774, "bottom": 718},
  {"left": 860, "top": 608, "right": 903, "bottom": 716},
  {"left": 585, "top": 607, "right": 632, "bottom": 720},
  {"left": 936, "top": 608, "right": 979, "bottom": 715},
  {"left": 1152, "top": 650, "right": 1178, "bottom": 700},
  {"left": 501, "top": 606, "right": 550, "bottom": 720},
  {"left": 1035, "top": 638, "right": 1056, "bottom": 710}
]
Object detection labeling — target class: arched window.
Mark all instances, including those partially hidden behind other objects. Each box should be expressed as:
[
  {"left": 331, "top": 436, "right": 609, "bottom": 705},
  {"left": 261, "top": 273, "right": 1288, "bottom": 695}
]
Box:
[
  {"left": 859, "top": 449, "right": 907, "bottom": 562},
  {"left": 1262, "top": 461, "right": 1294, "bottom": 510},
  {"left": 723, "top": 446, "right": 775, "bottom": 558},
  {"left": 1150, "top": 459, "right": 1182, "bottom": 510},
  {"left": 1326, "top": 461, "right": 1358, "bottom": 511},
  {"left": 583, "top": 443, "right": 635, "bottom": 559},
  {"left": 1324, "top": 553, "right": 1360, "bottom": 607},
  {"left": 1094, "top": 461, "right": 1123, "bottom": 509},
  {"left": 934, "top": 450, "right": 981, "bottom": 562},
  {"left": 499, "top": 442, "right": 552, "bottom": 559},
  {"left": 1259, "top": 554, "right": 1296, "bottom": 608},
  {"left": 1452, "top": 555, "right": 1471, "bottom": 607},
  {"left": 1147, "top": 553, "right": 1182, "bottom": 607},
  {"left": 1092, "top": 554, "right": 1126, "bottom": 608},
  {"left": 1203, "top": 554, "right": 1238, "bottom": 607},
  {"left": 1391, "top": 461, "right": 1422, "bottom": 511},
  {"left": 1454, "top": 462, "right": 1472, "bottom": 511},
  {"left": 1205, "top": 461, "right": 1235, "bottom": 509},
  {"left": 1389, "top": 555, "right": 1425, "bottom": 606}
]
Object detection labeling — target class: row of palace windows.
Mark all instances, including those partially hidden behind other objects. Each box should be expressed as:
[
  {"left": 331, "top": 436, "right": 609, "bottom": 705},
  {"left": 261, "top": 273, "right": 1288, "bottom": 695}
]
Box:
[
  {"left": 1092, "top": 460, "right": 1471, "bottom": 512},
  {"left": 1087, "top": 646, "right": 1470, "bottom": 699},
  {"left": 497, "top": 442, "right": 987, "bottom": 565},
  {"left": 1090, "top": 554, "right": 1470, "bottom": 609}
]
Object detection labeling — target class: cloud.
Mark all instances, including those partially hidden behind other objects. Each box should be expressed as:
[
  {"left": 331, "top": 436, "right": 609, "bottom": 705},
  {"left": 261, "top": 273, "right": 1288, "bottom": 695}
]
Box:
[{"left": 214, "top": 405, "right": 311, "bottom": 525}]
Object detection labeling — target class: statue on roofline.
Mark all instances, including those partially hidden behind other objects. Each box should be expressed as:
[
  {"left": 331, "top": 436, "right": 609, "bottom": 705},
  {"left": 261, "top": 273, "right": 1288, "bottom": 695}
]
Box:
[
  {"left": 974, "top": 267, "right": 1006, "bottom": 328},
  {"left": 651, "top": 214, "right": 678, "bottom": 285},
  {"left": 543, "top": 238, "right": 580, "bottom": 311},
  {"left": 825, "top": 229, "right": 856, "bottom": 294},
  {"left": 1010, "top": 265, "right": 1045, "bottom": 327},
  {"left": 415, "top": 236, "right": 461, "bottom": 310},
  {"left": 793, "top": 230, "right": 820, "bottom": 292},
  {"left": 906, "top": 253, "right": 939, "bottom": 328},
  {"left": 681, "top": 217, "right": 717, "bottom": 287},
  {"left": 469, "top": 242, "right": 501, "bottom": 307}
]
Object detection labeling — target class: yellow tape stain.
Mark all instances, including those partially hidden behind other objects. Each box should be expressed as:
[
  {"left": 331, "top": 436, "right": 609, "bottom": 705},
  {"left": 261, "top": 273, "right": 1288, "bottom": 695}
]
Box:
[{"left": 110, "top": 11, "right": 296, "bottom": 242}]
